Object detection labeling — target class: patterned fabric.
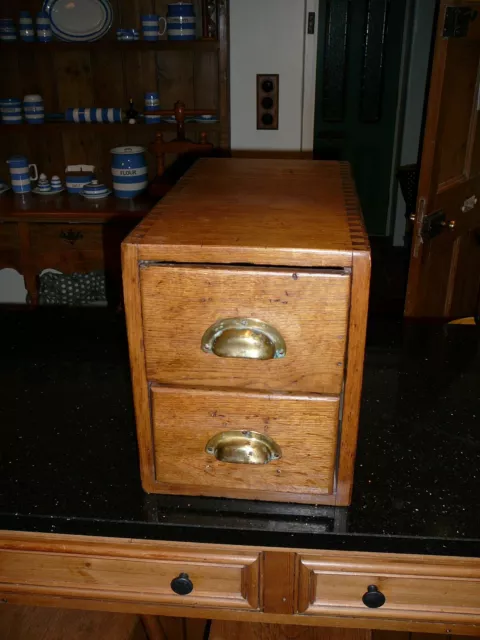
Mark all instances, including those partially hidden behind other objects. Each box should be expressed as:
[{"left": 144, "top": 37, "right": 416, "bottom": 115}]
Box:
[{"left": 39, "top": 271, "right": 106, "bottom": 306}]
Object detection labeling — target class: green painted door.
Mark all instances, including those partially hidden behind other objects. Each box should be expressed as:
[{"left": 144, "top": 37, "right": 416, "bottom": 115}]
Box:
[{"left": 314, "top": 0, "right": 407, "bottom": 235}]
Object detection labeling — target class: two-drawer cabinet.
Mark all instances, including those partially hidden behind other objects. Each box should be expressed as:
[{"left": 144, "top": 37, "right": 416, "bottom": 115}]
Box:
[{"left": 122, "top": 159, "right": 370, "bottom": 505}]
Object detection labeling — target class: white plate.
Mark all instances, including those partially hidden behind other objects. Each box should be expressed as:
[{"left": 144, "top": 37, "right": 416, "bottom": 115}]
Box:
[
  {"left": 33, "top": 187, "right": 64, "bottom": 195},
  {"left": 43, "top": 0, "right": 113, "bottom": 42}
]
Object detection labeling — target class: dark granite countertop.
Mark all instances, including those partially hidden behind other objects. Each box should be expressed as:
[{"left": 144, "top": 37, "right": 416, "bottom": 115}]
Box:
[{"left": 1, "top": 309, "right": 479, "bottom": 557}]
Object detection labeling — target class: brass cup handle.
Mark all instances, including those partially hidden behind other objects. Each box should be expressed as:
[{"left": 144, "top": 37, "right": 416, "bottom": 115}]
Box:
[
  {"left": 205, "top": 430, "right": 282, "bottom": 465},
  {"left": 201, "top": 317, "right": 286, "bottom": 360}
]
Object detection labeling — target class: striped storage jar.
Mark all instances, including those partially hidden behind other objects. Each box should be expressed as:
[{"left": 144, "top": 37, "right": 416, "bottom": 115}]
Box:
[
  {"left": 167, "top": 2, "right": 196, "bottom": 40},
  {"left": 111, "top": 146, "right": 148, "bottom": 199}
]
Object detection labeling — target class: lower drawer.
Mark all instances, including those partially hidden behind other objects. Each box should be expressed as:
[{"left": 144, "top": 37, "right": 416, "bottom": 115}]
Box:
[
  {"left": 0, "top": 536, "right": 261, "bottom": 611},
  {"left": 297, "top": 552, "right": 480, "bottom": 623},
  {"left": 151, "top": 386, "right": 339, "bottom": 502}
]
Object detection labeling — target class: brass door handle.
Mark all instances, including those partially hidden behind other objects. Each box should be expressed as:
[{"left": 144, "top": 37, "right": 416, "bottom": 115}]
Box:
[
  {"left": 205, "top": 430, "right": 282, "bottom": 465},
  {"left": 201, "top": 317, "right": 286, "bottom": 360}
]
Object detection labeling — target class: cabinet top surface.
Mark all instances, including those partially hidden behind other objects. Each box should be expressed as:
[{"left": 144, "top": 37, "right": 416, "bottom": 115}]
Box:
[
  {"left": 1, "top": 308, "right": 479, "bottom": 559},
  {"left": 128, "top": 159, "right": 369, "bottom": 267}
]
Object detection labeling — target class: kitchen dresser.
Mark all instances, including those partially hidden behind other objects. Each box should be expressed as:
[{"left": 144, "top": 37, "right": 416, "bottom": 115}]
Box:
[
  {"left": 1, "top": 308, "right": 480, "bottom": 636},
  {"left": 122, "top": 158, "right": 371, "bottom": 506},
  {"left": 0, "top": 0, "right": 229, "bottom": 301}
]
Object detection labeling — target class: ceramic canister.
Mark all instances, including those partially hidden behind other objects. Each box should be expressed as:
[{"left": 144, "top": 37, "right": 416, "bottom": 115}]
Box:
[
  {"left": 0, "top": 18, "right": 16, "bottom": 41},
  {"left": 24, "top": 94, "right": 44, "bottom": 124},
  {"left": 141, "top": 14, "right": 165, "bottom": 41},
  {"left": 19, "top": 11, "right": 34, "bottom": 42},
  {"left": 65, "top": 164, "right": 95, "bottom": 194},
  {"left": 6, "top": 155, "right": 38, "bottom": 194},
  {"left": 144, "top": 91, "right": 159, "bottom": 113},
  {"left": 111, "top": 146, "right": 148, "bottom": 199},
  {"left": 0, "top": 98, "right": 22, "bottom": 123},
  {"left": 36, "top": 11, "right": 52, "bottom": 42},
  {"left": 167, "top": 3, "right": 196, "bottom": 41}
]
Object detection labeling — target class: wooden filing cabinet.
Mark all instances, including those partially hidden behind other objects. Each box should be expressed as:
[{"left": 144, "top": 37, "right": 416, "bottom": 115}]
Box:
[{"left": 122, "top": 158, "right": 370, "bottom": 505}]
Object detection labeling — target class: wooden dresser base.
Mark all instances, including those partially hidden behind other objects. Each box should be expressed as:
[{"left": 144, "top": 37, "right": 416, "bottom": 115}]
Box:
[{"left": 1, "top": 531, "right": 480, "bottom": 636}]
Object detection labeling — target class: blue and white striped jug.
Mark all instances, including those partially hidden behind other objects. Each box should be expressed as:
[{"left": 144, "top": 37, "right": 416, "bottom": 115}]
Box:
[{"left": 110, "top": 146, "right": 148, "bottom": 199}]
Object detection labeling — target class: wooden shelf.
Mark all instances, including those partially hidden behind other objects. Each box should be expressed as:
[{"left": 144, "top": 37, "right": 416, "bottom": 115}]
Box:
[
  {"left": 0, "top": 39, "right": 219, "bottom": 52},
  {"left": 0, "top": 192, "right": 154, "bottom": 222},
  {"left": 0, "top": 122, "right": 222, "bottom": 133}
]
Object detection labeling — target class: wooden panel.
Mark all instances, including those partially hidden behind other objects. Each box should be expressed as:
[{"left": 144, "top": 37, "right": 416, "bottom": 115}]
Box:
[
  {"left": 151, "top": 386, "right": 339, "bottom": 499},
  {"left": 0, "top": 535, "right": 261, "bottom": 612},
  {"left": 263, "top": 552, "right": 296, "bottom": 615},
  {"left": 297, "top": 551, "right": 480, "bottom": 623},
  {"left": 211, "top": 621, "right": 372, "bottom": 639},
  {"left": 0, "top": 605, "right": 145, "bottom": 640},
  {"left": 132, "top": 159, "right": 357, "bottom": 267},
  {"left": 141, "top": 265, "right": 350, "bottom": 394},
  {"left": 322, "top": 0, "right": 350, "bottom": 122},
  {"left": 0, "top": 223, "right": 21, "bottom": 269},
  {"left": 360, "top": 0, "right": 389, "bottom": 123},
  {"left": 29, "top": 224, "right": 104, "bottom": 253}
]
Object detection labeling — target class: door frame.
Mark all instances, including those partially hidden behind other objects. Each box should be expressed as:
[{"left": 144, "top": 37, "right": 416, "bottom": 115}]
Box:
[{"left": 301, "top": 0, "right": 319, "bottom": 151}]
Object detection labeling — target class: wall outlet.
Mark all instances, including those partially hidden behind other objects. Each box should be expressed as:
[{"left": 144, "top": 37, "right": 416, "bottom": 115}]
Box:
[{"left": 257, "top": 74, "right": 279, "bottom": 130}]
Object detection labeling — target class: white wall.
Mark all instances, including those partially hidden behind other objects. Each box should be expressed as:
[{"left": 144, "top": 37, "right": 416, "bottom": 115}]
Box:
[
  {"left": 230, "top": 0, "right": 307, "bottom": 151},
  {"left": 392, "top": 0, "right": 436, "bottom": 245}
]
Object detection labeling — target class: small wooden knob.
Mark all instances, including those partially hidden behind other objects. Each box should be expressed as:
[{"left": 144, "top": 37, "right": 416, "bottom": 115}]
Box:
[{"left": 362, "top": 585, "right": 386, "bottom": 608}]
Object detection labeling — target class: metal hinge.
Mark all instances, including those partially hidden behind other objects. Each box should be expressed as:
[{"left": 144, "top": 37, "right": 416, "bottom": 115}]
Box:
[
  {"left": 443, "top": 6, "right": 477, "bottom": 38},
  {"left": 307, "top": 11, "right": 315, "bottom": 34}
]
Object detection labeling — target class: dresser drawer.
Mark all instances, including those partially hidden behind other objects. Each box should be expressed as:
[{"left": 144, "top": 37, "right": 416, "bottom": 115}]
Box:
[
  {"left": 297, "top": 552, "right": 480, "bottom": 623},
  {"left": 140, "top": 265, "right": 350, "bottom": 395},
  {"left": 0, "top": 538, "right": 261, "bottom": 611},
  {"left": 30, "top": 223, "right": 103, "bottom": 252},
  {"left": 151, "top": 386, "right": 339, "bottom": 500}
]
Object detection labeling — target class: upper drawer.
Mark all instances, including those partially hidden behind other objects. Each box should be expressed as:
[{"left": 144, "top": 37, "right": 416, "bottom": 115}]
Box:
[
  {"left": 297, "top": 552, "right": 480, "bottom": 623},
  {"left": 30, "top": 223, "right": 103, "bottom": 253},
  {"left": 140, "top": 265, "right": 350, "bottom": 394}
]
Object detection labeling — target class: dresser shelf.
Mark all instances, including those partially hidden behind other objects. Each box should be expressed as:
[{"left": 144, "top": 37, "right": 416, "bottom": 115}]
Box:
[
  {"left": 0, "top": 122, "right": 222, "bottom": 134},
  {"left": 0, "top": 39, "right": 219, "bottom": 52}
]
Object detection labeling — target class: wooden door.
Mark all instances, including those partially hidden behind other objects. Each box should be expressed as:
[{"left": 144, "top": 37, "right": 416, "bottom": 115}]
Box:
[
  {"left": 313, "top": 0, "right": 407, "bottom": 234},
  {"left": 405, "top": 1, "right": 480, "bottom": 318}
]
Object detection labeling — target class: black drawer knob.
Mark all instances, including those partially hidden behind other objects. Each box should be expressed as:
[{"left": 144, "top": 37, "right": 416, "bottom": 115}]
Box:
[
  {"left": 170, "top": 573, "right": 193, "bottom": 595},
  {"left": 362, "top": 585, "right": 386, "bottom": 608}
]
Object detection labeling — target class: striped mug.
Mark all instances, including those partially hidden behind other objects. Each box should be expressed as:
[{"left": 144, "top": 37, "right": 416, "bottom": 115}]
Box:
[
  {"left": 110, "top": 146, "right": 148, "bottom": 199},
  {"left": 167, "top": 3, "right": 196, "bottom": 40},
  {"left": 6, "top": 155, "right": 38, "bottom": 194}
]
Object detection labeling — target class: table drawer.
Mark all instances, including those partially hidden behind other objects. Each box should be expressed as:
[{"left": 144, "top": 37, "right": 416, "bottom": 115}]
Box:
[
  {"left": 140, "top": 265, "right": 350, "bottom": 395},
  {"left": 0, "top": 540, "right": 261, "bottom": 611},
  {"left": 30, "top": 223, "right": 103, "bottom": 252},
  {"left": 151, "top": 386, "right": 339, "bottom": 501},
  {"left": 297, "top": 552, "right": 480, "bottom": 623}
]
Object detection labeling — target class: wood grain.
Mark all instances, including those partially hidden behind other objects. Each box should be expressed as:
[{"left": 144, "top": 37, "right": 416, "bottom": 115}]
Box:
[
  {"left": 122, "top": 241, "right": 156, "bottom": 492},
  {"left": 151, "top": 386, "right": 339, "bottom": 500},
  {"left": 210, "top": 621, "right": 372, "bottom": 639},
  {"left": 141, "top": 265, "right": 350, "bottom": 394},
  {"left": 0, "top": 533, "right": 261, "bottom": 612},
  {"left": 0, "top": 605, "right": 145, "bottom": 640},
  {"left": 132, "top": 159, "right": 357, "bottom": 267},
  {"left": 297, "top": 551, "right": 480, "bottom": 623},
  {"left": 263, "top": 552, "right": 296, "bottom": 615},
  {"left": 405, "top": 0, "right": 480, "bottom": 318}
]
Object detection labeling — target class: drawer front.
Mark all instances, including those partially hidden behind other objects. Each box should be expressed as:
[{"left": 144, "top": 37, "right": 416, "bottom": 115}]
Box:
[
  {"left": 141, "top": 266, "right": 350, "bottom": 394},
  {"left": 0, "top": 545, "right": 261, "bottom": 611},
  {"left": 297, "top": 553, "right": 480, "bottom": 622},
  {"left": 152, "top": 386, "right": 339, "bottom": 498},
  {"left": 30, "top": 224, "right": 103, "bottom": 253}
]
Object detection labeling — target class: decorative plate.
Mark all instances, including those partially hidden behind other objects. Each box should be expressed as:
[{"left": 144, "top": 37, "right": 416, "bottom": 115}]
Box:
[
  {"left": 195, "top": 115, "right": 218, "bottom": 123},
  {"left": 43, "top": 0, "right": 113, "bottom": 42},
  {"left": 33, "top": 187, "right": 64, "bottom": 195}
]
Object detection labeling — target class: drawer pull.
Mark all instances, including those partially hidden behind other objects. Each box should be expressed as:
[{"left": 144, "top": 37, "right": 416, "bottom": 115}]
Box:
[
  {"left": 362, "top": 585, "right": 386, "bottom": 608},
  {"left": 170, "top": 573, "right": 194, "bottom": 595},
  {"left": 201, "top": 317, "right": 286, "bottom": 360},
  {"left": 205, "top": 430, "right": 282, "bottom": 464}
]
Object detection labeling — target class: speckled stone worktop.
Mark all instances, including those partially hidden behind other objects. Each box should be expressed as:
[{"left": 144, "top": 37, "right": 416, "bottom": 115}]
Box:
[{"left": 1, "top": 309, "right": 479, "bottom": 557}]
